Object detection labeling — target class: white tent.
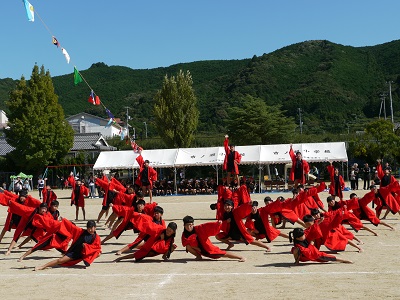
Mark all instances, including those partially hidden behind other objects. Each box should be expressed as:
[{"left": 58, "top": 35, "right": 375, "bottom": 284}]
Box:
[{"left": 93, "top": 142, "right": 348, "bottom": 193}]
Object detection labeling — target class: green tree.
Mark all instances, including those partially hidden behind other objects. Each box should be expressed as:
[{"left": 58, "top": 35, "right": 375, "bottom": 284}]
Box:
[
  {"left": 353, "top": 119, "right": 400, "bottom": 162},
  {"left": 225, "top": 95, "right": 296, "bottom": 144},
  {"left": 5, "top": 65, "right": 74, "bottom": 174},
  {"left": 154, "top": 70, "right": 199, "bottom": 147}
]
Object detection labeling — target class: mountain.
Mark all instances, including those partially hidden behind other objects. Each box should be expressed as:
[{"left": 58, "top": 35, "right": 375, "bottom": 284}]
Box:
[{"left": 1, "top": 39, "right": 399, "bottom": 134}]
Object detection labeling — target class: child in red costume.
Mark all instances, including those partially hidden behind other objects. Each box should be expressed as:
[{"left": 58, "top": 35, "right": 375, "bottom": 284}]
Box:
[
  {"left": 34, "top": 220, "right": 101, "bottom": 270},
  {"left": 290, "top": 227, "right": 353, "bottom": 265},
  {"left": 182, "top": 215, "right": 245, "bottom": 262}
]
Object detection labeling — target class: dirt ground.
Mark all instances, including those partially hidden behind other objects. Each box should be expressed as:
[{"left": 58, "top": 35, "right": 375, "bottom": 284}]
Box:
[{"left": 0, "top": 187, "right": 399, "bottom": 300}]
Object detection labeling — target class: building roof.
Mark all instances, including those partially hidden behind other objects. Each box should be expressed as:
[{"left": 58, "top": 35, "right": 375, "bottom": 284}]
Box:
[
  {"left": 0, "top": 137, "right": 15, "bottom": 156},
  {"left": 71, "top": 132, "right": 117, "bottom": 152}
]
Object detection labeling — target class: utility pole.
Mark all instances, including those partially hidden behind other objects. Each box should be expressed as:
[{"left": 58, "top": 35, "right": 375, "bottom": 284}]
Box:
[
  {"left": 388, "top": 81, "right": 394, "bottom": 125},
  {"left": 379, "top": 94, "right": 387, "bottom": 120},
  {"left": 298, "top": 108, "right": 303, "bottom": 134},
  {"left": 143, "top": 121, "right": 148, "bottom": 138},
  {"left": 124, "top": 106, "right": 131, "bottom": 137}
]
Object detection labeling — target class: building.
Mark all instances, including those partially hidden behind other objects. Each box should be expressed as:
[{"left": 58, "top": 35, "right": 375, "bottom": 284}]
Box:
[
  {"left": 68, "top": 132, "right": 117, "bottom": 159},
  {"left": 0, "top": 110, "right": 8, "bottom": 129},
  {"left": 66, "top": 112, "right": 128, "bottom": 138}
]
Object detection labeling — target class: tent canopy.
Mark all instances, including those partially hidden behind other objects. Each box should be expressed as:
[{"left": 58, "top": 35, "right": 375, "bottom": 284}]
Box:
[
  {"left": 10, "top": 172, "right": 33, "bottom": 179},
  {"left": 93, "top": 142, "right": 347, "bottom": 170}
]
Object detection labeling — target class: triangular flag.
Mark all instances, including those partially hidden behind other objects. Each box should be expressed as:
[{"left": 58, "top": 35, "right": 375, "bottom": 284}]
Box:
[
  {"left": 88, "top": 90, "right": 95, "bottom": 104},
  {"left": 52, "top": 36, "right": 60, "bottom": 48},
  {"left": 62, "top": 48, "right": 70, "bottom": 64},
  {"left": 22, "top": 0, "right": 34, "bottom": 22},
  {"left": 105, "top": 108, "right": 114, "bottom": 119},
  {"left": 74, "top": 67, "right": 83, "bottom": 85},
  {"left": 95, "top": 95, "right": 101, "bottom": 105}
]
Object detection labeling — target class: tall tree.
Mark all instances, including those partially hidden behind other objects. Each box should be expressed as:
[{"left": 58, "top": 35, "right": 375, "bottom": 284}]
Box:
[
  {"left": 225, "top": 95, "right": 296, "bottom": 144},
  {"left": 5, "top": 65, "right": 74, "bottom": 174},
  {"left": 154, "top": 70, "right": 199, "bottom": 147},
  {"left": 353, "top": 119, "right": 400, "bottom": 162}
]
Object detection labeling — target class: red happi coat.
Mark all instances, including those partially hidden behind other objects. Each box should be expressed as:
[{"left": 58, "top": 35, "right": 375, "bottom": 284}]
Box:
[
  {"left": 376, "top": 163, "right": 396, "bottom": 186},
  {"left": 8, "top": 200, "right": 45, "bottom": 242},
  {"left": 291, "top": 240, "right": 336, "bottom": 263},
  {"left": 223, "top": 137, "right": 242, "bottom": 174},
  {"left": 70, "top": 185, "right": 89, "bottom": 207},
  {"left": 135, "top": 154, "right": 158, "bottom": 188},
  {"left": 42, "top": 187, "right": 57, "bottom": 206},
  {"left": 112, "top": 202, "right": 157, "bottom": 239},
  {"left": 328, "top": 199, "right": 363, "bottom": 232},
  {"left": 314, "top": 210, "right": 349, "bottom": 251},
  {"left": 351, "top": 192, "right": 380, "bottom": 226},
  {"left": 217, "top": 202, "right": 255, "bottom": 244},
  {"left": 0, "top": 193, "right": 41, "bottom": 232},
  {"left": 31, "top": 214, "right": 72, "bottom": 253},
  {"left": 60, "top": 218, "right": 102, "bottom": 267},
  {"left": 327, "top": 165, "right": 345, "bottom": 199},
  {"left": 130, "top": 212, "right": 175, "bottom": 261},
  {"left": 181, "top": 221, "right": 226, "bottom": 259},
  {"left": 128, "top": 218, "right": 166, "bottom": 249},
  {"left": 373, "top": 181, "right": 400, "bottom": 217},
  {"left": 289, "top": 147, "right": 310, "bottom": 183},
  {"left": 245, "top": 200, "right": 283, "bottom": 242},
  {"left": 95, "top": 177, "right": 126, "bottom": 206}
]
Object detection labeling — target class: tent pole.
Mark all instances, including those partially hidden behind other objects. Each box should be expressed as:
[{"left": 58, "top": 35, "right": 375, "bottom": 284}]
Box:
[
  {"left": 258, "top": 164, "right": 262, "bottom": 193},
  {"left": 174, "top": 168, "right": 177, "bottom": 195}
]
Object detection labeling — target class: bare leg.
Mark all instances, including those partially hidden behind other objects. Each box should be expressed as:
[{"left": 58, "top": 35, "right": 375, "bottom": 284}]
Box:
[
  {"left": 279, "top": 220, "right": 287, "bottom": 229},
  {"left": 0, "top": 226, "right": 8, "bottom": 243},
  {"left": 35, "top": 255, "right": 73, "bottom": 271},
  {"left": 361, "top": 226, "right": 378, "bottom": 236},
  {"left": 5, "top": 240, "right": 17, "bottom": 255},
  {"left": 250, "top": 239, "right": 271, "bottom": 252},
  {"left": 351, "top": 235, "right": 363, "bottom": 245},
  {"left": 382, "top": 209, "right": 390, "bottom": 220},
  {"left": 148, "top": 189, "right": 153, "bottom": 204},
  {"left": 18, "top": 236, "right": 32, "bottom": 248},
  {"left": 111, "top": 218, "right": 123, "bottom": 232},
  {"left": 82, "top": 208, "right": 86, "bottom": 220},
  {"left": 380, "top": 221, "right": 395, "bottom": 231},
  {"left": 101, "top": 232, "right": 114, "bottom": 245},
  {"left": 335, "top": 257, "right": 353, "bottom": 264},
  {"left": 116, "top": 244, "right": 132, "bottom": 256},
  {"left": 215, "top": 235, "right": 234, "bottom": 250},
  {"left": 292, "top": 247, "right": 300, "bottom": 265},
  {"left": 296, "top": 219, "right": 306, "bottom": 228},
  {"left": 18, "top": 247, "right": 34, "bottom": 262},
  {"left": 105, "top": 212, "right": 117, "bottom": 228},
  {"left": 185, "top": 245, "right": 202, "bottom": 260},
  {"left": 96, "top": 209, "right": 107, "bottom": 223},
  {"left": 347, "top": 240, "right": 363, "bottom": 252},
  {"left": 224, "top": 251, "right": 246, "bottom": 262},
  {"left": 75, "top": 206, "right": 79, "bottom": 220},
  {"left": 114, "top": 253, "right": 136, "bottom": 262},
  {"left": 279, "top": 232, "right": 290, "bottom": 239}
]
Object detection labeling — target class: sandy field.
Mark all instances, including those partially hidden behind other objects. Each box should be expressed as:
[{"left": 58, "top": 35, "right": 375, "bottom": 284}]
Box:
[{"left": 0, "top": 187, "right": 399, "bottom": 300}]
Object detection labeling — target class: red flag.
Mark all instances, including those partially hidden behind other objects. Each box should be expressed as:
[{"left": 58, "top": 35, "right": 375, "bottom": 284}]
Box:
[
  {"left": 88, "top": 90, "right": 95, "bottom": 105},
  {"left": 95, "top": 95, "right": 101, "bottom": 105}
]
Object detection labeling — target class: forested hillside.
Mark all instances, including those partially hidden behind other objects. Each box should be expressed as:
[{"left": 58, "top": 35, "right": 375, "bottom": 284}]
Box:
[{"left": 1, "top": 39, "right": 399, "bottom": 135}]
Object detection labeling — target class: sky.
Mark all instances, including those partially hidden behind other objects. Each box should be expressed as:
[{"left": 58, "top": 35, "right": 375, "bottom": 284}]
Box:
[{"left": 1, "top": 0, "right": 400, "bottom": 80}]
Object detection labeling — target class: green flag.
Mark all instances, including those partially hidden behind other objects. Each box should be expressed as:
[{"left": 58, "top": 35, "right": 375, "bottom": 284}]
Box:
[{"left": 74, "top": 66, "right": 83, "bottom": 85}]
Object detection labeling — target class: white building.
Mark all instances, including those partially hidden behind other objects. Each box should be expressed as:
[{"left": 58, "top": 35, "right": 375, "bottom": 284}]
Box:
[
  {"left": 0, "top": 110, "right": 8, "bottom": 129},
  {"left": 66, "top": 112, "right": 128, "bottom": 138}
]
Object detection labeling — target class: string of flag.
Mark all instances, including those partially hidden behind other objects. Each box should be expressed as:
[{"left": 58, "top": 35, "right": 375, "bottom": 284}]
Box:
[{"left": 21, "top": 0, "right": 128, "bottom": 141}]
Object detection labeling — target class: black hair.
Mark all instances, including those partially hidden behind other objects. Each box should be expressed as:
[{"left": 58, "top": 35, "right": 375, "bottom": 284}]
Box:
[
  {"left": 349, "top": 193, "right": 357, "bottom": 199},
  {"left": 39, "top": 203, "right": 48, "bottom": 209},
  {"left": 297, "top": 184, "right": 304, "bottom": 190},
  {"left": 167, "top": 222, "right": 177, "bottom": 231},
  {"left": 289, "top": 228, "right": 304, "bottom": 243},
  {"left": 277, "top": 196, "right": 285, "bottom": 202},
  {"left": 310, "top": 208, "right": 320, "bottom": 216},
  {"left": 302, "top": 214, "right": 314, "bottom": 223},
  {"left": 252, "top": 201, "right": 259, "bottom": 207},
  {"left": 154, "top": 206, "right": 164, "bottom": 214},
  {"left": 264, "top": 196, "right": 272, "bottom": 203},
  {"left": 51, "top": 200, "right": 59, "bottom": 206},
  {"left": 136, "top": 191, "right": 144, "bottom": 198},
  {"left": 183, "top": 215, "right": 194, "bottom": 224},
  {"left": 210, "top": 203, "right": 217, "bottom": 210},
  {"left": 327, "top": 196, "right": 334, "bottom": 202},
  {"left": 224, "top": 199, "right": 234, "bottom": 207},
  {"left": 86, "top": 220, "right": 96, "bottom": 228},
  {"left": 136, "top": 199, "right": 146, "bottom": 206}
]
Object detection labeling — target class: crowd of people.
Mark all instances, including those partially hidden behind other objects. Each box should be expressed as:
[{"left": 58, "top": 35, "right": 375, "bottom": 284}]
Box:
[{"left": 0, "top": 139, "right": 398, "bottom": 271}]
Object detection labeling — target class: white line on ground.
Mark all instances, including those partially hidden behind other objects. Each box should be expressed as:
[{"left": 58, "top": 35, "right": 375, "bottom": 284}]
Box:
[{"left": 1, "top": 270, "right": 400, "bottom": 278}]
